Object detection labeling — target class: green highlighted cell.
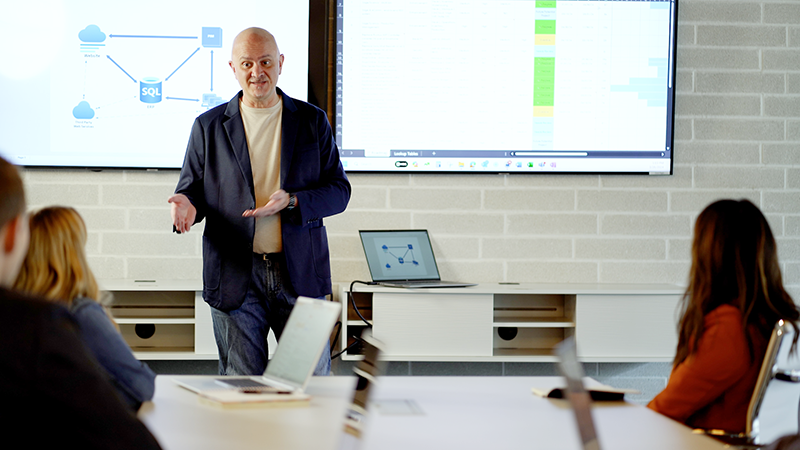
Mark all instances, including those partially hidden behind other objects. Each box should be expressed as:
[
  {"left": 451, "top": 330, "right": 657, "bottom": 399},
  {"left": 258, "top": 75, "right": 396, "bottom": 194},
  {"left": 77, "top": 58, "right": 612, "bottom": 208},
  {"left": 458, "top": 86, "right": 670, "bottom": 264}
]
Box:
[
  {"left": 535, "top": 20, "right": 556, "bottom": 34},
  {"left": 536, "top": 1, "right": 556, "bottom": 8}
]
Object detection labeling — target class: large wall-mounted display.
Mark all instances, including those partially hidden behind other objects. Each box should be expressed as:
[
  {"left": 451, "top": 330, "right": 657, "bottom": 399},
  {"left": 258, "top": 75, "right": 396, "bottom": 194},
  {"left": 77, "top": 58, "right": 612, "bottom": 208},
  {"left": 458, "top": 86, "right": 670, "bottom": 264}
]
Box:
[
  {"left": 0, "top": 0, "right": 310, "bottom": 169},
  {"left": 336, "top": 0, "right": 678, "bottom": 175}
]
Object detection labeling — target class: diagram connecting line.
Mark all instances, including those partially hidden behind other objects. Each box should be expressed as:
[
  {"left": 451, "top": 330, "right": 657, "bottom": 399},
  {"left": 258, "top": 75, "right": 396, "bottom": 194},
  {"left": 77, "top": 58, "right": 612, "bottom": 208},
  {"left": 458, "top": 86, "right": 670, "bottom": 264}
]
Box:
[
  {"left": 166, "top": 97, "right": 199, "bottom": 102},
  {"left": 166, "top": 48, "right": 201, "bottom": 81},
  {"left": 210, "top": 51, "right": 214, "bottom": 91},
  {"left": 382, "top": 244, "right": 419, "bottom": 268},
  {"left": 106, "top": 56, "right": 136, "bottom": 83}
]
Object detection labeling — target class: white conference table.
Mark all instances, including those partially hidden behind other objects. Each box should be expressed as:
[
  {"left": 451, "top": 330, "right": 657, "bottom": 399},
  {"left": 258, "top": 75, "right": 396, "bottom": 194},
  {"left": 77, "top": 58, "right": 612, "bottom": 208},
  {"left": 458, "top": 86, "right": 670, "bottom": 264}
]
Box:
[{"left": 139, "top": 375, "right": 726, "bottom": 450}]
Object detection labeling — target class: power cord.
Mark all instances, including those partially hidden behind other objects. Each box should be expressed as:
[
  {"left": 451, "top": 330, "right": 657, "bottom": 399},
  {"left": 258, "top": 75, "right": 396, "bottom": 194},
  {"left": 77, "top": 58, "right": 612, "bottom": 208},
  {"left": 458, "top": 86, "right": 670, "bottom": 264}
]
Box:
[{"left": 330, "top": 280, "right": 376, "bottom": 361}]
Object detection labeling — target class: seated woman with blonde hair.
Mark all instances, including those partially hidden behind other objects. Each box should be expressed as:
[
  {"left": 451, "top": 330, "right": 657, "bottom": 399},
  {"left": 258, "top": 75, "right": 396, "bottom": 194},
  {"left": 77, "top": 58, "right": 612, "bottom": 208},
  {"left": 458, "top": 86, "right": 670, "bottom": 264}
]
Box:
[
  {"left": 648, "top": 199, "right": 799, "bottom": 433},
  {"left": 14, "top": 206, "right": 155, "bottom": 411}
]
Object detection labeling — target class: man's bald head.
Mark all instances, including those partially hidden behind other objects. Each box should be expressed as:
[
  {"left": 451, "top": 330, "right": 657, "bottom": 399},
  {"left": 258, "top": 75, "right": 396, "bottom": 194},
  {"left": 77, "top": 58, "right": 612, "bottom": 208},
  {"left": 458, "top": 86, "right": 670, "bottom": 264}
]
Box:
[{"left": 229, "top": 27, "right": 284, "bottom": 108}]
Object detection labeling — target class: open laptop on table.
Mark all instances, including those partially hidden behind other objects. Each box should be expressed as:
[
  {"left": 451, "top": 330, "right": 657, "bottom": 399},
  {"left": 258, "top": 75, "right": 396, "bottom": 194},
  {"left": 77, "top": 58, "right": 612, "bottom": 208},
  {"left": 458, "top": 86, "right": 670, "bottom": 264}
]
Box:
[
  {"left": 359, "top": 230, "right": 476, "bottom": 288},
  {"left": 173, "top": 297, "right": 341, "bottom": 398}
]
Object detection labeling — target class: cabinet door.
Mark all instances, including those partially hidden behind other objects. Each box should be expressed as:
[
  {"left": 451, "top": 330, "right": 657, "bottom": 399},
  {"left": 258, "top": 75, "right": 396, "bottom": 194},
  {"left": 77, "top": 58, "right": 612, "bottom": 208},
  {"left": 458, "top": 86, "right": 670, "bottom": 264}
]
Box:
[
  {"left": 372, "top": 293, "right": 493, "bottom": 357},
  {"left": 576, "top": 294, "right": 681, "bottom": 361}
]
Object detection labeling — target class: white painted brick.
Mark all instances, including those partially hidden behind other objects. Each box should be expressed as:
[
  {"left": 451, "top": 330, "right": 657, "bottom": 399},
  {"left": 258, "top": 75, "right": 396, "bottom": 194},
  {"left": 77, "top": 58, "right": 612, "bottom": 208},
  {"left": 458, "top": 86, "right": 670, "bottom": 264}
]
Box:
[
  {"left": 788, "top": 286, "right": 800, "bottom": 302},
  {"left": 124, "top": 170, "right": 180, "bottom": 184},
  {"left": 787, "top": 263, "right": 800, "bottom": 285},
  {"left": 391, "top": 188, "right": 481, "bottom": 210},
  {"left": 787, "top": 216, "right": 800, "bottom": 236},
  {"left": 764, "top": 144, "right": 800, "bottom": 165},
  {"left": 331, "top": 260, "right": 372, "bottom": 284},
  {"left": 765, "top": 97, "right": 800, "bottom": 117},
  {"left": 764, "top": 3, "right": 800, "bottom": 24},
  {"left": 348, "top": 173, "right": 410, "bottom": 186},
  {"left": 600, "top": 262, "right": 689, "bottom": 285},
  {"left": 763, "top": 192, "right": 800, "bottom": 214},
  {"left": 412, "top": 174, "right": 505, "bottom": 187},
  {"left": 680, "top": 2, "right": 761, "bottom": 23},
  {"left": 676, "top": 94, "right": 761, "bottom": 116},
  {"left": 575, "top": 239, "right": 665, "bottom": 260},
  {"left": 102, "top": 184, "right": 176, "bottom": 207},
  {"left": 327, "top": 234, "right": 364, "bottom": 260},
  {"left": 434, "top": 237, "right": 481, "bottom": 259},
  {"left": 507, "top": 174, "right": 599, "bottom": 188},
  {"left": 348, "top": 186, "right": 387, "bottom": 209},
  {"left": 482, "top": 238, "right": 572, "bottom": 260},
  {"left": 507, "top": 214, "right": 597, "bottom": 236},
  {"left": 695, "top": 72, "right": 784, "bottom": 94},
  {"left": 787, "top": 121, "right": 800, "bottom": 141},
  {"left": 789, "top": 74, "right": 800, "bottom": 93},
  {"left": 76, "top": 207, "right": 126, "bottom": 230},
  {"left": 600, "top": 169, "right": 692, "bottom": 189},
  {"left": 601, "top": 215, "right": 691, "bottom": 237},
  {"left": 696, "top": 25, "right": 786, "bottom": 47},
  {"left": 25, "top": 168, "right": 124, "bottom": 183},
  {"left": 413, "top": 213, "right": 504, "bottom": 235},
  {"left": 789, "top": 169, "right": 800, "bottom": 189},
  {"left": 675, "top": 118, "right": 692, "bottom": 141},
  {"left": 678, "top": 25, "right": 695, "bottom": 46},
  {"left": 694, "top": 119, "right": 784, "bottom": 141},
  {"left": 676, "top": 142, "right": 759, "bottom": 165},
  {"left": 126, "top": 257, "right": 202, "bottom": 281},
  {"left": 695, "top": 167, "right": 784, "bottom": 189},
  {"left": 129, "top": 208, "right": 172, "bottom": 231},
  {"left": 507, "top": 262, "right": 598, "bottom": 284},
  {"left": 102, "top": 232, "right": 199, "bottom": 256},
  {"left": 766, "top": 214, "right": 784, "bottom": 237},
  {"left": 776, "top": 239, "right": 800, "bottom": 261},
  {"left": 26, "top": 184, "right": 100, "bottom": 207},
  {"left": 87, "top": 257, "right": 125, "bottom": 280},
  {"left": 763, "top": 49, "right": 800, "bottom": 70},
  {"left": 484, "top": 189, "right": 575, "bottom": 211},
  {"left": 325, "top": 211, "right": 411, "bottom": 234},
  {"left": 86, "top": 232, "right": 100, "bottom": 255},
  {"left": 676, "top": 71, "right": 693, "bottom": 93},
  {"left": 671, "top": 190, "right": 761, "bottom": 212},
  {"left": 438, "top": 261, "right": 504, "bottom": 284},
  {"left": 677, "top": 48, "right": 760, "bottom": 70},
  {"left": 668, "top": 239, "right": 692, "bottom": 261},
  {"left": 578, "top": 191, "right": 667, "bottom": 212},
  {"left": 791, "top": 27, "right": 800, "bottom": 47}
]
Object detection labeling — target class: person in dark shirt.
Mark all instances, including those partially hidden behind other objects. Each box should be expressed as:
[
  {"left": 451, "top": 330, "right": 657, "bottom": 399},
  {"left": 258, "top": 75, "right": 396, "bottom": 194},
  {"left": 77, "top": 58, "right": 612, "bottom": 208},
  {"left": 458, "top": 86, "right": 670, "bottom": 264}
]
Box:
[{"left": 0, "top": 156, "right": 161, "bottom": 449}]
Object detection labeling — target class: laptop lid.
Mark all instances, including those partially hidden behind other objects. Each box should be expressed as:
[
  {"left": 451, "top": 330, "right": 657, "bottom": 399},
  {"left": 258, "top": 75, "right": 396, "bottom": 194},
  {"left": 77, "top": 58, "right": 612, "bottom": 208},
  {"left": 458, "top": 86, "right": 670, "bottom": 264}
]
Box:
[
  {"left": 554, "top": 337, "right": 602, "bottom": 450},
  {"left": 359, "top": 230, "right": 442, "bottom": 283},
  {"left": 263, "top": 297, "right": 341, "bottom": 391}
]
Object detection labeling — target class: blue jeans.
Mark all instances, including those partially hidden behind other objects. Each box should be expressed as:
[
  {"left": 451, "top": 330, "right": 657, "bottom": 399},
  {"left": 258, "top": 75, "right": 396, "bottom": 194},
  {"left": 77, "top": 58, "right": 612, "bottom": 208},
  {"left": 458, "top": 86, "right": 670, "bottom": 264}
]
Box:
[{"left": 210, "top": 253, "right": 331, "bottom": 376}]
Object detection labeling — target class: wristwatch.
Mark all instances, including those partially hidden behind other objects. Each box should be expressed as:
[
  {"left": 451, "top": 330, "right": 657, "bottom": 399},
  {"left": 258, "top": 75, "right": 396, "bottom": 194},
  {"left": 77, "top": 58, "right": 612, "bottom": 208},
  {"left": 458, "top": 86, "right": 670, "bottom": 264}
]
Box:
[{"left": 286, "top": 194, "right": 297, "bottom": 210}]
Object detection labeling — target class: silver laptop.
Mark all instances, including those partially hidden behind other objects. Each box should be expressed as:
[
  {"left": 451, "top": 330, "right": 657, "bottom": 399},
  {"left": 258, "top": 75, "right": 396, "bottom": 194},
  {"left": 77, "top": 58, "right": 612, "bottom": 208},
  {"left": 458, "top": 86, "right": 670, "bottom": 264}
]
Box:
[
  {"left": 554, "top": 337, "right": 602, "bottom": 450},
  {"left": 359, "top": 230, "right": 476, "bottom": 288},
  {"left": 174, "top": 297, "right": 341, "bottom": 395}
]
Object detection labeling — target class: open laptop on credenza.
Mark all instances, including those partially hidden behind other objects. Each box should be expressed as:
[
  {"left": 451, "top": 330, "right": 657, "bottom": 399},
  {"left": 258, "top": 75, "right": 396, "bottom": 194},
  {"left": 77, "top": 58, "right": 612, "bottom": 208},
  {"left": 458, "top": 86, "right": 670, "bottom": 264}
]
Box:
[{"left": 359, "top": 230, "right": 476, "bottom": 288}]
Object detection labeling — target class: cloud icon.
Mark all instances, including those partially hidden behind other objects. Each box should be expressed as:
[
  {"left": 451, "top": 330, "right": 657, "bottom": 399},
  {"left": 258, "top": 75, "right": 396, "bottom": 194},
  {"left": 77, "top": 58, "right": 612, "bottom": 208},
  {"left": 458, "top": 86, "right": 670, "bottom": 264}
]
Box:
[
  {"left": 79, "top": 25, "right": 106, "bottom": 43},
  {"left": 72, "top": 101, "right": 95, "bottom": 119}
]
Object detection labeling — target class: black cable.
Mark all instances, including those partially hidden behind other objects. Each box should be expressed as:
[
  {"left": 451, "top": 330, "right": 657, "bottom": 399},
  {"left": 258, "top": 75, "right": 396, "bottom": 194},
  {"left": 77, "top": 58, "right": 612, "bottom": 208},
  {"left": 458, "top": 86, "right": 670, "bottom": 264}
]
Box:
[
  {"left": 331, "top": 335, "right": 364, "bottom": 361},
  {"left": 349, "top": 280, "right": 375, "bottom": 328}
]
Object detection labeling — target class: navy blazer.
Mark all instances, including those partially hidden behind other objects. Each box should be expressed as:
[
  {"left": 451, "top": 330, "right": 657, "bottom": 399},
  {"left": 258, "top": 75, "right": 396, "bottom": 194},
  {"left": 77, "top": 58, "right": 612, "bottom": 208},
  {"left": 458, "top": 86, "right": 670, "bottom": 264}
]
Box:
[{"left": 175, "top": 89, "right": 350, "bottom": 311}]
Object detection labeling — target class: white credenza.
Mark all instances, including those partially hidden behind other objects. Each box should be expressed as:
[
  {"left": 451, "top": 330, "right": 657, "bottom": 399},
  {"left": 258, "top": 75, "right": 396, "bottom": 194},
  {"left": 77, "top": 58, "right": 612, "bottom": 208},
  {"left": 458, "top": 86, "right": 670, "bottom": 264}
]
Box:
[{"left": 337, "top": 283, "right": 685, "bottom": 362}]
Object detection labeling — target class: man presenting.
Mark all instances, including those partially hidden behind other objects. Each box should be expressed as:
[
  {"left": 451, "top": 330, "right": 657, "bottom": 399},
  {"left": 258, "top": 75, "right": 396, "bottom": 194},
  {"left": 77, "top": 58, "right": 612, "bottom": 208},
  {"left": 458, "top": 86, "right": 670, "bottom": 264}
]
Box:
[{"left": 169, "top": 28, "right": 350, "bottom": 376}]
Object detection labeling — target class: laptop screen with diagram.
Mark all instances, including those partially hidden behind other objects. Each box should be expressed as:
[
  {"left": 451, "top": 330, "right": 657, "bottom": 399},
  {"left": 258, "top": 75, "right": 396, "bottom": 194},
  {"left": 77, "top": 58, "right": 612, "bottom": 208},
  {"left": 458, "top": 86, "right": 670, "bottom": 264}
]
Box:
[{"left": 360, "top": 230, "right": 441, "bottom": 282}]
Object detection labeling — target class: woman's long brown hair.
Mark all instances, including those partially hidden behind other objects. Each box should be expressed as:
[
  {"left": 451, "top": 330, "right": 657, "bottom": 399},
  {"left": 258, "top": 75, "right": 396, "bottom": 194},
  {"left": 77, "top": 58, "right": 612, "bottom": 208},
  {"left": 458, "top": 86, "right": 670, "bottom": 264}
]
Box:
[
  {"left": 674, "top": 199, "right": 799, "bottom": 368},
  {"left": 13, "top": 206, "right": 99, "bottom": 304}
]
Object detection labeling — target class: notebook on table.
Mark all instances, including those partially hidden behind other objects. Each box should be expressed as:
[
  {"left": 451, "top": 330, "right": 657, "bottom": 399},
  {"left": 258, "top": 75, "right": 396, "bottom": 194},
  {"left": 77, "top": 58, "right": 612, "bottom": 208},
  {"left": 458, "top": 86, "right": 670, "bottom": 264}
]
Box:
[
  {"left": 359, "top": 230, "right": 477, "bottom": 288},
  {"left": 173, "top": 297, "right": 341, "bottom": 407}
]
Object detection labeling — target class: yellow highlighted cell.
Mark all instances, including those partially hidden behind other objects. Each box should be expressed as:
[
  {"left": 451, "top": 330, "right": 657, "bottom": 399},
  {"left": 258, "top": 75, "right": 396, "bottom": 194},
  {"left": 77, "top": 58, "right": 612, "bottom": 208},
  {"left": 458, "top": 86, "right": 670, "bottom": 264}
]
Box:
[
  {"left": 533, "top": 106, "right": 554, "bottom": 117},
  {"left": 535, "top": 35, "right": 556, "bottom": 45}
]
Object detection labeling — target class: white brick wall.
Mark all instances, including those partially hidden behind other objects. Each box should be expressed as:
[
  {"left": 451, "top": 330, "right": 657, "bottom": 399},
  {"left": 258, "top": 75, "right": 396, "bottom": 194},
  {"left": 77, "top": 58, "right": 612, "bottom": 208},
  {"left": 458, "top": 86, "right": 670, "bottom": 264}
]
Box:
[{"left": 20, "top": 0, "right": 800, "bottom": 301}]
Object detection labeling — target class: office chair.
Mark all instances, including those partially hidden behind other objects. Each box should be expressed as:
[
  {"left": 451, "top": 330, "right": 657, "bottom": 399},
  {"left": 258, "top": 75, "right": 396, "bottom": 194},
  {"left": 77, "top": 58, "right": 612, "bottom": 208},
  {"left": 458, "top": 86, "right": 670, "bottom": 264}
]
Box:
[{"left": 700, "top": 320, "right": 800, "bottom": 448}]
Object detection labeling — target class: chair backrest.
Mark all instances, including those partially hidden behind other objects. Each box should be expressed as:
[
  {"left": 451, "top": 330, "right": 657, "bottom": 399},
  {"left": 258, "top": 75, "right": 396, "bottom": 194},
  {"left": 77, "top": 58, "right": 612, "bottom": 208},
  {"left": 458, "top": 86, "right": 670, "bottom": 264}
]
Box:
[{"left": 747, "top": 320, "right": 800, "bottom": 445}]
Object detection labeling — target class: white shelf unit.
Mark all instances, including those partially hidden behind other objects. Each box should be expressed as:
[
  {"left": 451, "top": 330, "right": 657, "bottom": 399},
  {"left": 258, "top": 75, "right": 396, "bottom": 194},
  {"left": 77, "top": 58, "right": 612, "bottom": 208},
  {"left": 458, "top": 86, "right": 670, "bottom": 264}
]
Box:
[
  {"left": 337, "top": 283, "right": 684, "bottom": 362},
  {"left": 99, "top": 279, "right": 217, "bottom": 360}
]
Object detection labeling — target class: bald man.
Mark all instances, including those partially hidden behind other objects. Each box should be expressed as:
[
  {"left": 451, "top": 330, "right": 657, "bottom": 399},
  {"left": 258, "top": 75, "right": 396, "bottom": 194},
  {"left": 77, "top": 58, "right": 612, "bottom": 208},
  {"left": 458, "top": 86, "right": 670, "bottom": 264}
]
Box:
[{"left": 169, "top": 28, "right": 350, "bottom": 376}]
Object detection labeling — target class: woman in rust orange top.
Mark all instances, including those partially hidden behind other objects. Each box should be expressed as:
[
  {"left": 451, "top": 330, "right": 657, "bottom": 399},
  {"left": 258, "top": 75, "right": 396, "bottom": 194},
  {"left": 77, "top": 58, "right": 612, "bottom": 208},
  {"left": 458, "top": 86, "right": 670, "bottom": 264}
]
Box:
[{"left": 648, "top": 199, "right": 799, "bottom": 433}]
